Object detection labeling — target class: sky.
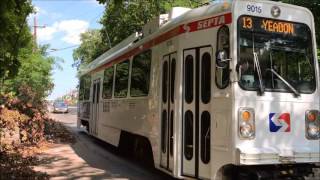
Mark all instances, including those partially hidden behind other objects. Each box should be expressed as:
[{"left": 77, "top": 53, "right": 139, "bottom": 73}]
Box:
[{"left": 28, "top": 0, "right": 105, "bottom": 100}]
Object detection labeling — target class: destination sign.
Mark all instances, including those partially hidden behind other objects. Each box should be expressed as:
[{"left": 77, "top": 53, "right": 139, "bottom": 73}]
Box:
[{"left": 240, "top": 16, "right": 296, "bottom": 35}]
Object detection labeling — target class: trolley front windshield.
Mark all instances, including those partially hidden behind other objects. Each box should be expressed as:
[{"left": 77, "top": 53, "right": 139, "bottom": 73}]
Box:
[{"left": 237, "top": 16, "right": 316, "bottom": 94}]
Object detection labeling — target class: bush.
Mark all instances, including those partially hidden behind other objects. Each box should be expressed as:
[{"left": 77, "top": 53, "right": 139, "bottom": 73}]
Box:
[{"left": 0, "top": 92, "right": 47, "bottom": 152}]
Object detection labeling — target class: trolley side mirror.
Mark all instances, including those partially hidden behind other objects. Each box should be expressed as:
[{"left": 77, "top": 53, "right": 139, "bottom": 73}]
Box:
[{"left": 216, "top": 50, "right": 231, "bottom": 68}]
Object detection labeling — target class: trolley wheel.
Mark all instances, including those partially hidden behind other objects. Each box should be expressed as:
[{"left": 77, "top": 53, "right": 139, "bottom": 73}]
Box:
[{"left": 118, "top": 131, "right": 154, "bottom": 167}]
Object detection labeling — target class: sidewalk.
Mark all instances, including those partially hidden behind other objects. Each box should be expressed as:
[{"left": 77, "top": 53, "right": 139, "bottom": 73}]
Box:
[{"left": 33, "top": 143, "right": 120, "bottom": 180}]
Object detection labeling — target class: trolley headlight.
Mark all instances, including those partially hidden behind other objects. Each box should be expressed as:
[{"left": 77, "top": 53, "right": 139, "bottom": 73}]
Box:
[
  {"left": 305, "top": 110, "right": 320, "bottom": 140},
  {"left": 239, "top": 108, "right": 255, "bottom": 139},
  {"left": 240, "top": 123, "right": 254, "bottom": 138}
]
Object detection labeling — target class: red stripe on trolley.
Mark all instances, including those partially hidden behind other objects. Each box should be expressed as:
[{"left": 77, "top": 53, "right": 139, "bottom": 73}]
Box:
[{"left": 91, "top": 13, "right": 232, "bottom": 74}]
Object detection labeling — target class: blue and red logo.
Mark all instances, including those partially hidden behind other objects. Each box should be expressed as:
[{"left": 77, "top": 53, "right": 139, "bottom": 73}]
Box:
[{"left": 269, "top": 113, "right": 291, "bottom": 132}]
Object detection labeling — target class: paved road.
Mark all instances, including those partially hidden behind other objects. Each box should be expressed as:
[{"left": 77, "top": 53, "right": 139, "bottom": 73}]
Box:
[{"left": 40, "top": 108, "right": 176, "bottom": 180}]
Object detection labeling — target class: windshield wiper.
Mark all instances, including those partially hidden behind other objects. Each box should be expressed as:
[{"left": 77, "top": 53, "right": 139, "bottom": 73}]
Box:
[
  {"left": 253, "top": 52, "right": 264, "bottom": 95},
  {"left": 266, "top": 68, "right": 301, "bottom": 97}
]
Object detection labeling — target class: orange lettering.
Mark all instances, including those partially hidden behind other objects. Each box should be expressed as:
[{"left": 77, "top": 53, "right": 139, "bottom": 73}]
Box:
[
  {"left": 243, "top": 17, "right": 253, "bottom": 29},
  {"left": 278, "top": 22, "right": 284, "bottom": 32}
]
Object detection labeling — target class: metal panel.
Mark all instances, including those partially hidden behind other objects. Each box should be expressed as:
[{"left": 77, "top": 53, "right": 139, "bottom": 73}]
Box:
[
  {"left": 182, "top": 49, "right": 196, "bottom": 177},
  {"left": 198, "top": 47, "right": 212, "bottom": 179},
  {"left": 168, "top": 53, "right": 177, "bottom": 171},
  {"left": 160, "top": 52, "right": 177, "bottom": 172},
  {"left": 182, "top": 47, "right": 212, "bottom": 179},
  {"left": 91, "top": 79, "right": 101, "bottom": 136},
  {"left": 160, "top": 55, "right": 169, "bottom": 168}
]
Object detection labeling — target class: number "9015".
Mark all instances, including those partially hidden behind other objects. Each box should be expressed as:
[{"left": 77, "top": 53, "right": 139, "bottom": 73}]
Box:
[{"left": 247, "top": 4, "right": 262, "bottom": 14}]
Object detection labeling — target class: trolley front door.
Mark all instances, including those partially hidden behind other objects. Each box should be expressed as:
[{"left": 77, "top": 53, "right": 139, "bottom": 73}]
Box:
[
  {"left": 182, "top": 47, "right": 212, "bottom": 179},
  {"left": 91, "top": 79, "right": 101, "bottom": 136},
  {"left": 160, "top": 52, "right": 177, "bottom": 172}
]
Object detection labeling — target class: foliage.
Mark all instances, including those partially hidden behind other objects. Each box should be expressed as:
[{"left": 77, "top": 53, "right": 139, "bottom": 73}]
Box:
[
  {"left": 0, "top": 93, "right": 44, "bottom": 150},
  {"left": 100, "top": 0, "right": 162, "bottom": 48},
  {"left": 97, "top": 0, "right": 204, "bottom": 8},
  {"left": 0, "top": 0, "right": 59, "bottom": 109},
  {"left": 73, "top": 29, "right": 108, "bottom": 69},
  {"left": 0, "top": 91, "right": 75, "bottom": 150},
  {"left": 99, "top": 0, "right": 204, "bottom": 47},
  {"left": 44, "top": 119, "right": 76, "bottom": 144},
  {"left": 75, "top": 0, "right": 320, "bottom": 69},
  {"left": 0, "top": 152, "right": 49, "bottom": 179},
  {"left": 73, "top": 0, "right": 204, "bottom": 68},
  {"left": 54, "top": 90, "right": 78, "bottom": 106},
  {"left": 2, "top": 44, "right": 58, "bottom": 107},
  {"left": 0, "top": 91, "right": 74, "bottom": 178},
  {"left": 0, "top": 0, "right": 33, "bottom": 79}
]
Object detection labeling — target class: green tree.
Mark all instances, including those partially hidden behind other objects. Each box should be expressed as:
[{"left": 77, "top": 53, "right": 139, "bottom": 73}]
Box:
[
  {"left": 99, "top": 0, "right": 162, "bottom": 48},
  {"left": 76, "top": 0, "right": 319, "bottom": 68},
  {"left": 73, "top": 29, "right": 108, "bottom": 69},
  {"left": 73, "top": 0, "right": 204, "bottom": 67},
  {"left": 3, "top": 44, "right": 60, "bottom": 105},
  {"left": 99, "top": 0, "right": 204, "bottom": 47},
  {"left": 0, "top": 0, "right": 33, "bottom": 80}
]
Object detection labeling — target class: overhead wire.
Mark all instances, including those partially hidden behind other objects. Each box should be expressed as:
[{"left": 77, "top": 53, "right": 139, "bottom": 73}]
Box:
[{"left": 48, "top": 45, "right": 79, "bottom": 52}]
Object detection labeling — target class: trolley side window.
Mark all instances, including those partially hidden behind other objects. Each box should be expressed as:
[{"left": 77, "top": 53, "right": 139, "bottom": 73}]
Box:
[
  {"left": 184, "top": 110, "right": 194, "bottom": 160},
  {"left": 79, "top": 77, "right": 85, "bottom": 100},
  {"left": 162, "top": 61, "right": 168, "bottom": 103},
  {"left": 200, "top": 111, "right": 210, "bottom": 164},
  {"left": 80, "top": 75, "right": 91, "bottom": 101},
  {"left": 171, "top": 59, "right": 176, "bottom": 103},
  {"left": 201, "top": 53, "right": 211, "bottom": 104},
  {"left": 130, "top": 50, "right": 152, "bottom": 97},
  {"left": 102, "top": 66, "right": 114, "bottom": 99},
  {"left": 185, "top": 55, "right": 194, "bottom": 103},
  {"left": 215, "top": 26, "right": 230, "bottom": 89},
  {"left": 114, "top": 60, "right": 129, "bottom": 98}
]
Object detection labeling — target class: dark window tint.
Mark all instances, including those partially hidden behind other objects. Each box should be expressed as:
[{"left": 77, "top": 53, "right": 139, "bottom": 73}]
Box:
[
  {"left": 162, "top": 61, "right": 168, "bottom": 103},
  {"left": 170, "top": 59, "right": 176, "bottom": 103},
  {"left": 79, "top": 78, "right": 84, "bottom": 100},
  {"left": 201, "top": 53, "right": 211, "bottom": 104},
  {"left": 161, "top": 110, "right": 167, "bottom": 153},
  {"left": 185, "top": 55, "right": 194, "bottom": 104},
  {"left": 216, "top": 26, "right": 230, "bottom": 89},
  {"left": 92, "top": 84, "right": 96, "bottom": 103},
  {"left": 102, "top": 66, "right": 114, "bottom": 99},
  {"left": 96, "top": 82, "right": 100, "bottom": 103},
  {"left": 169, "top": 110, "right": 174, "bottom": 156},
  {"left": 130, "top": 50, "right": 151, "bottom": 97},
  {"left": 184, "top": 110, "right": 193, "bottom": 160},
  {"left": 114, "top": 60, "right": 129, "bottom": 98},
  {"left": 201, "top": 111, "right": 210, "bottom": 164},
  {"left": 237, "top": 17, "right": 316, "bottom": 94},
  {"left": 80, "top": 75, "right": 91, "bottom": 101}
]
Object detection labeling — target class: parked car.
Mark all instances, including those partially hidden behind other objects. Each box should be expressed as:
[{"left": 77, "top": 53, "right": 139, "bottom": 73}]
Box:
[{"left": 53, "top": 102, "right": 69, "bottom": 113}]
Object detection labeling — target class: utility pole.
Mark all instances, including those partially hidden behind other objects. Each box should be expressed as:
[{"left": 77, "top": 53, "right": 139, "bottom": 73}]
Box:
[{"left": 32, "top": 15, "right": 46, "bottom": 51}]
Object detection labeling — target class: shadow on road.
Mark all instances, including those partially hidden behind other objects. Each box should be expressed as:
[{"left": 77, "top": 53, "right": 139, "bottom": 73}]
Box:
[
  {"left": 70, "top": 130, "right": 177, "bottom": 180},
  {"left": 46, "top": 112, "right": 177, "bottom": 179}
]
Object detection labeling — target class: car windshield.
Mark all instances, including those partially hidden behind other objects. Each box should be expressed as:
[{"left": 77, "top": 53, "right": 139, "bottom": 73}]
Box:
[
  {"left": 237, "top": 16, "right": 316, "bottom": 94},
  {"left": 55, "top": 102, "right": 67, "bottom": 107}
]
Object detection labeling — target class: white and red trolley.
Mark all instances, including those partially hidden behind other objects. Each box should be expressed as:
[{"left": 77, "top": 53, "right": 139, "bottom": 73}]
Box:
[{"left": 78, "top": 0, "right": 320, "bottom": 179}]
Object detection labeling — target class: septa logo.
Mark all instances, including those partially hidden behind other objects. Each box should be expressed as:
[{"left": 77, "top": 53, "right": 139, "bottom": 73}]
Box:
[{"left": 269, "top": 113, "right": 291, "bottom": 132}]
